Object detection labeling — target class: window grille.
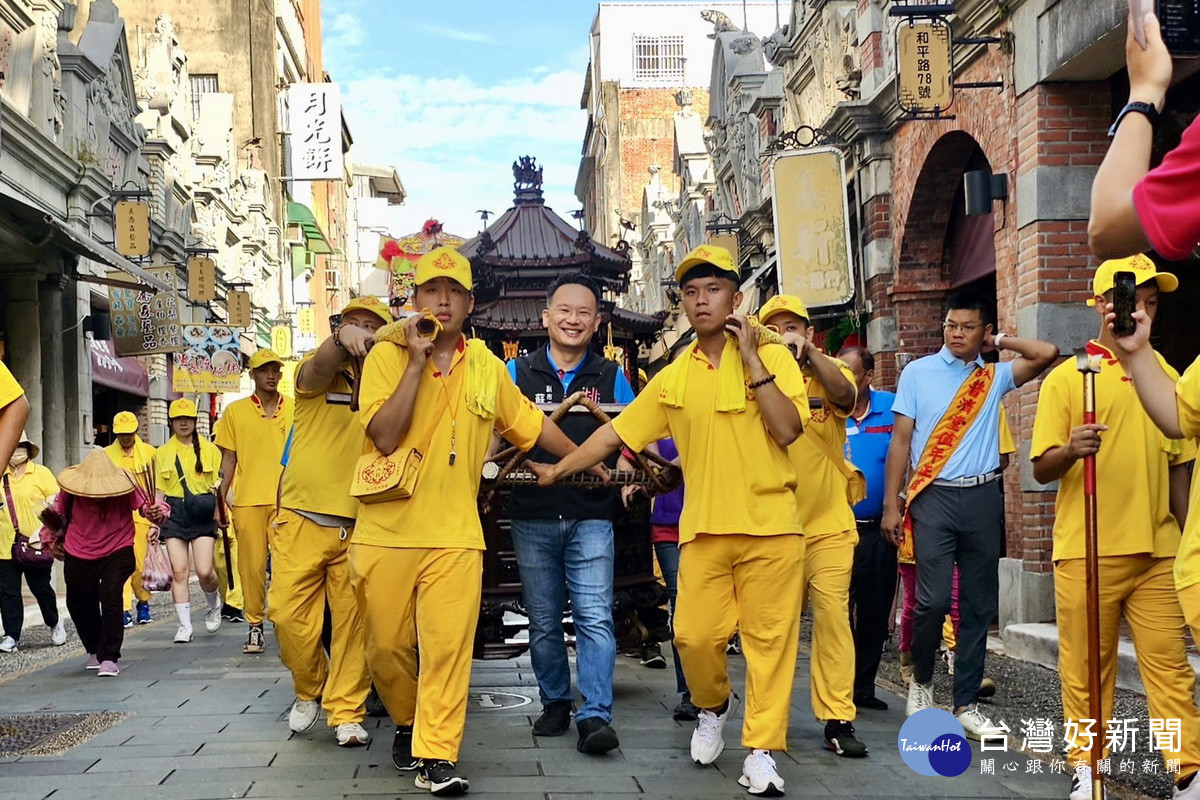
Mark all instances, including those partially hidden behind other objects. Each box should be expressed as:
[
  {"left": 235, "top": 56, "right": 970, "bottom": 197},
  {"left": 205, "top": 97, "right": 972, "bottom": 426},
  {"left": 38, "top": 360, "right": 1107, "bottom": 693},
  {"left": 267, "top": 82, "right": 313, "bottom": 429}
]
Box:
[
  {"left": 190, "top": 74, "right": 219, "bottom": 122},
  {"left": 633, "top": 35, "right": 684, "bottom": 82}
]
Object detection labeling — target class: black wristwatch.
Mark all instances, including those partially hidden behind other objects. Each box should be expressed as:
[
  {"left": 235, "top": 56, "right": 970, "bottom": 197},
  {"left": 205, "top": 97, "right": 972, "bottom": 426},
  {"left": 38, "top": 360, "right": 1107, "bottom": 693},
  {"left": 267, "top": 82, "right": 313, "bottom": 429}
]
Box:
[
  {"left": 330, "top": 318, "right": 347, "bottom": 352},
  {"left": 1108, "top": 101, "right": 1160, "bottom": 137}
]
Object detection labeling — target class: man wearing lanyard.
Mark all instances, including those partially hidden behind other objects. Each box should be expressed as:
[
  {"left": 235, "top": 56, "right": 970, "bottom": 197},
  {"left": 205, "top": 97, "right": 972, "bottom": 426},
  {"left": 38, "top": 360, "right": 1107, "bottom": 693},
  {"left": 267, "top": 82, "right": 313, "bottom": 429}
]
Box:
[
  {"left": 838, "top": 346, "right": 898, "bottom": 713},
  {"left": 506, "top": 273, "right": 635, "bottom": 754}
]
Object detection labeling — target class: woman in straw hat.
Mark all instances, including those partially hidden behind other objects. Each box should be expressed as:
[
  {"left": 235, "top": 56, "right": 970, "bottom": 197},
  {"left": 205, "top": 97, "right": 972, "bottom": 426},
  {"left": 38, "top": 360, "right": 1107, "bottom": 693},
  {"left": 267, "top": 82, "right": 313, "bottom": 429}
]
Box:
[
  {"left": 44, "top": 448, "right": 165, "bottom": 677},
  {"left": 0, "top": 432, "right": 64, "bottom": 653},
  {"left": 153, "top": 398, "right": 223, "bottom": 644}
]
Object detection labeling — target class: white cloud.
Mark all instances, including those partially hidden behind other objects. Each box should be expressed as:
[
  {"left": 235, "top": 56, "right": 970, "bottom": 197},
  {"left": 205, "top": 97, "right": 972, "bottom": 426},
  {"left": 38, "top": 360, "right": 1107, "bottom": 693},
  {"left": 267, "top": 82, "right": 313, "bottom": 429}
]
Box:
[
  {"left": 325, "top": 12, "right": 365, "bottom": 56},
  {"left": 338, "top": 67, "right": 588, "bottom": 236},
  {"left": 412, "top": 23, "right": 492, "bottom": 44}
]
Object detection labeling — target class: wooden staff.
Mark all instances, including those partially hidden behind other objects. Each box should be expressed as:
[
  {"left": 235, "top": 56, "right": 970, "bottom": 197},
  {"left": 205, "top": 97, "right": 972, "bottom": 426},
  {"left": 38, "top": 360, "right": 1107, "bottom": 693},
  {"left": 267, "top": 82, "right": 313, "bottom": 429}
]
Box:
[
  {"left": 216, "top": 490, "right": 235, "bottom": 591},
  {"left": 348, "top": 357, "right": 364, "bottom": 412},
  {"left": 1075, "top": 347, "right": 1103, "bottom": 798}
]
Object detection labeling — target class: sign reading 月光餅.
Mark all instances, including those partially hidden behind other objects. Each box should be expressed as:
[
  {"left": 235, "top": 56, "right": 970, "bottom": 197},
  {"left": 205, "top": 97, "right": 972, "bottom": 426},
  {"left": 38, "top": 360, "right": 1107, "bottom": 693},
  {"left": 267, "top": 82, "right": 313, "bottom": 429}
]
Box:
[
  {"left": 770, "top": 148, "right": 854, "bottom": 309},
  {"left": 285, "top": 83, "right": 342, "bottom": 181}
]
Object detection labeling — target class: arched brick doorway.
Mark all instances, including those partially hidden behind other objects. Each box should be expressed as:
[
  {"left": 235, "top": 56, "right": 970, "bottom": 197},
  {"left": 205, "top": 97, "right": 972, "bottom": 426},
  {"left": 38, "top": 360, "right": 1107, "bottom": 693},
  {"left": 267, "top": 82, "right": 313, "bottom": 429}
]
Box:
[{"left": 891, "top": 131, "right": 998, "bottom": 364}]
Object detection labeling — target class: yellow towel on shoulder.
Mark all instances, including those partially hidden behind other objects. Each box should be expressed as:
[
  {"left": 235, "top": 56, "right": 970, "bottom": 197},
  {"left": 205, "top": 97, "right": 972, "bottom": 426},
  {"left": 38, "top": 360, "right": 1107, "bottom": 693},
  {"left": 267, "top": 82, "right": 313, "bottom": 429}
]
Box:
[
  {"left": 658, "top": 318, "right": 785, "bottom": 413},
  {"left": 373, "top": 323, "right": 498, "bottom": 420}
]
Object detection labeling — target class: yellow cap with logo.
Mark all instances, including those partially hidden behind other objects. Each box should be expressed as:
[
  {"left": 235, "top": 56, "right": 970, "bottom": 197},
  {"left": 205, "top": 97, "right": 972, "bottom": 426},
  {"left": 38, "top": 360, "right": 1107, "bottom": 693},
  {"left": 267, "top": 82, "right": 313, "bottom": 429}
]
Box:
[
  {"left": 341, "top": 295, "right": 392, "bottom": 324},
  {"left": 168, "top": 398, "right": 198, "bottom": 419},
  {"left": 674, "top": 244, "right": 740, "bottom": 283},
  {"left": 1087, "top": 254, "right": 1179, "bottom": 306},
  {"left": 112, "top": 411, "right": 139, "bottom": 434},
  {"left": 758, "top": 294, "right": 810, "bottom": 326},
  {"left": 248, "top": 349, "right": 283, "bottom": 370},
  {"left": 414, "top": 246, "right": 473, "bottom": 290}
]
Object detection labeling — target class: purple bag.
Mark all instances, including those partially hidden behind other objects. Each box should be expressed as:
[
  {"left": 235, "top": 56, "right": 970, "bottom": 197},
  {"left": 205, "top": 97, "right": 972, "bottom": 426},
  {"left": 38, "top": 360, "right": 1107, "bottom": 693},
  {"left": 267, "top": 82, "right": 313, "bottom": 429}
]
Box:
[{"left": 5, "top": 475, "right": 54, "bottom": 568}]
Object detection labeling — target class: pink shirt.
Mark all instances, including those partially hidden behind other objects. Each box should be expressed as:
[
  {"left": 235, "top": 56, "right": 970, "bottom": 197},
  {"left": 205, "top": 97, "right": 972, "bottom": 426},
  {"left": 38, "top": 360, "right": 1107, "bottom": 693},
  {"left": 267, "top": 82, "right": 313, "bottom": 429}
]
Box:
[
  {"left": 1133, "top": 114, "right": 1200, "bottom": 261},
  {"left": 57, "top": 491, "right": 143, "bottom": 560}
]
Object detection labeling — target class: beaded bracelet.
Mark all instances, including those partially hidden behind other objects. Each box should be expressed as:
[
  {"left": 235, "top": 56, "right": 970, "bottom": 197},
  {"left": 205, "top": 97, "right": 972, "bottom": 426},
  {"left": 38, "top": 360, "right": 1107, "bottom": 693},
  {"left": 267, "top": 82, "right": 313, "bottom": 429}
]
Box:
[{"left": 748, "top": 374, "right": 776, "bottom": 390}]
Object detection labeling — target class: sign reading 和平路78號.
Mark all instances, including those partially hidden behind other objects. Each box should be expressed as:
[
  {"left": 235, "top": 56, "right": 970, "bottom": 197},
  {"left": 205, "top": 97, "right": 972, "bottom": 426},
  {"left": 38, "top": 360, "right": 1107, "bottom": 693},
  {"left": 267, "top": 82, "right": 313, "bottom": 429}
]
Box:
[{"left": 770, "top": 148, "right": 854, "bottom": 309}]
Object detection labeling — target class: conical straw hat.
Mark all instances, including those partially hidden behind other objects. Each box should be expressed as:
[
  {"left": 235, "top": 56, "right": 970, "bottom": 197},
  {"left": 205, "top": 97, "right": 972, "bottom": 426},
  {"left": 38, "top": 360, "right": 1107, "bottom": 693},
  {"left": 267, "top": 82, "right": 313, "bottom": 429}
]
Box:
[{"left": 57, "top": 447, "right": 137, "bottom": 498}]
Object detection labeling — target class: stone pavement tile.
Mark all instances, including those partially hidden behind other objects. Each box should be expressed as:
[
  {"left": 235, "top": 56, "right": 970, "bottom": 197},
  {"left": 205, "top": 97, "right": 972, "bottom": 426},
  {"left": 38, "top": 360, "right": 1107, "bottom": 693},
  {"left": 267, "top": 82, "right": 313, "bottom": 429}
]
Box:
[
  {"left": 0, "top": 758, "right": 97, "bottom": 776},
  {"left": 997, "top": 775, "right": 1069, "bottom": 799},
  {"left": 462, "top": 728, "right": 537, "bottom": 750},
  {"left": 69, "top": 743, "right": 202, "bottom": 759},
  {"left": 243, "top": 775, "right": 425, "bottom": 796},
  {"left": 358, "top": 757, "right": 542, "bottom": 778},
  {"left": 85, "top": 750, "right": 275, "bottom": 772},
  {"left": 265, "top": 743, "right": 384, "bottom": 767},
  {"left": 0, "top": 768, "right": 170, "bottom": 793}
]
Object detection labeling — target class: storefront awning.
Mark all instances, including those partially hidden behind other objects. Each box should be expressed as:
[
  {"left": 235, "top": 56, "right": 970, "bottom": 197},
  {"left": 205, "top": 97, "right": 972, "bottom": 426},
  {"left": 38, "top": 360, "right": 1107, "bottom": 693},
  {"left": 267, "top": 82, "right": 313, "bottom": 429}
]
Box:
[
  {"left": 0, "top": 184, "right": 173, "bottom": 293},
  {"left": 89, "top": 338, "right": 150, "bottom": 397},
  {"left": 286, "top": 201, "right": 334, "bottom": 255}
]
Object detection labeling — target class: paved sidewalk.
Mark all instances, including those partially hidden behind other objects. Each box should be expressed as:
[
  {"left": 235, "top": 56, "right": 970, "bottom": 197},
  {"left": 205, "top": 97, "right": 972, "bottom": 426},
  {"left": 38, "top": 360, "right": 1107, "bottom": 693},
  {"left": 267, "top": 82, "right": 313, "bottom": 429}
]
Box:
[{"left": 0, "top": 610, "right": 1079, "bottom": 800}]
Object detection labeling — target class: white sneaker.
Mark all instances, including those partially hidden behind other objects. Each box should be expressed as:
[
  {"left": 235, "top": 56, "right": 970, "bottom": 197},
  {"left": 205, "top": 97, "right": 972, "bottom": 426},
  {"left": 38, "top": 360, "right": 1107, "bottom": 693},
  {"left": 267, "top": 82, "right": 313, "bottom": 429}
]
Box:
[
  {"left": 690, "top": 692, "right": 739, "bottom": 765},
  {"left": 1070, "top": 763, "right": 1109, "bottom": 799},
  {"left": 335, "top": 721, "right": 369, "bottom": 747},
  {"left": 943, "top": 648, "right": 955, "bottom": 677},
  {"left": 0, "top": 635, "right": 17, "bottom": 652},
  {"left": 289, "top": 698, "right": 320, "bottom": 733},
  {"left": 906, "top": 679, "right": 933, "bottom": 716},
  {"left": 738, "top": 749, "right": 785, "bottom": 796},
  {"left": 1173, "top": 771, "right": 1200, "bottom": 799},
  {"left": 173, "top": 624, "right": 193, "bottom": 643},
  {"left": 204, "top": 605, "right": 222, "bottom": 633},
  {"left": 50, "top": 620, "right": 66, "bottom": 646},
  {"left": 956, "top": 705, "right": 1005, "bottom": 741}
]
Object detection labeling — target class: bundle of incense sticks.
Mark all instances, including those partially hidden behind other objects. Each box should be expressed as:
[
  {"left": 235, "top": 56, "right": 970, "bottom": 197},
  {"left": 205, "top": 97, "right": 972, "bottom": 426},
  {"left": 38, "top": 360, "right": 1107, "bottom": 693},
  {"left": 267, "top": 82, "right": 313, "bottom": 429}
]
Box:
[{"left": 136, "top": 464, "right": 156, "bottom": 500}]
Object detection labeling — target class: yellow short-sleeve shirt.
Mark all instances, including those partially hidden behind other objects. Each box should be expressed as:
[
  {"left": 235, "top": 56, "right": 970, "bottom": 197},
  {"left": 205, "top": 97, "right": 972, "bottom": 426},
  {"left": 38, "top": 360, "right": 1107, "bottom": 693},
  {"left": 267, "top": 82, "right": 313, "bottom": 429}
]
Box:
[
  {"left": 0, "top": 362, "right": 23, "bottom": 411},
  {"left": 1172, "top": 355, "right": 1200, "bottom": 590},
  {"left": 612, "top": 342, "right": 809, "bottom": 544},
  {"left": 214, "top": 395, "right": 293, "bottom": 507},
  {"left": 1031, "top": 342, "right": 1194, "bottom": 561},
  {"left": 155, "top": 436, "right": 222, "bottom": 498},
  {"left": 789, "top": 360, "right": 857, "bottom": 539},
  {"left": 279, "top": 353, "right": 365, "bottom": 520},
  {"left": 354, "top": 337, "right": 545, "bottom": 550},
  {"left": 999, "top": 407, "right": 1016, "bottom": 455},
  {"left": 0, "top": 464, "right": 58, "bottom": 555}
]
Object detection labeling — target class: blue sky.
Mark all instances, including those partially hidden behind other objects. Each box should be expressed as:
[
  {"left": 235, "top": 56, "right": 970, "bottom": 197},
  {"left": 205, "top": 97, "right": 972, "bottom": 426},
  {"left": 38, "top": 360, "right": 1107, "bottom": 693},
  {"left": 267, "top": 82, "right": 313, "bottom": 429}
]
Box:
[{"left": 322, "top": 1, "right": 602, "bottom": 239}]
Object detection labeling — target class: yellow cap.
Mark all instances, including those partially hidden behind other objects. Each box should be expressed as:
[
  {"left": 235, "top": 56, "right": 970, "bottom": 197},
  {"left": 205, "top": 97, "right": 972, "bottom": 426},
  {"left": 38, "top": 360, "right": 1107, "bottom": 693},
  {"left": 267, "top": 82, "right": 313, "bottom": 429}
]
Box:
[
  {"left": 758, "top": 294, "right": 810, "bottom": 326},
  {"left": 248, "top": 349, "right": 283, "bottom": 370},
  {"left": 414, "top": 246, "right": 473, "bottom": 290},
  {"left": 168, "top": 398, "right": 198, "bottom": 419},
  {"left": 1088, "top": 254, "right": 1179, "bottom": 306},
  {"left": 637, "top": 368, "right": 648, "bottom": 385},
  {"left": 112, "top": 411, "right": 139, "bottom": 434},
  {"left": 341, "top": 295, "right": 392, "bottom": 324},
  {"left": 675, "top": 244, "right": 740, "bottom": 283}
]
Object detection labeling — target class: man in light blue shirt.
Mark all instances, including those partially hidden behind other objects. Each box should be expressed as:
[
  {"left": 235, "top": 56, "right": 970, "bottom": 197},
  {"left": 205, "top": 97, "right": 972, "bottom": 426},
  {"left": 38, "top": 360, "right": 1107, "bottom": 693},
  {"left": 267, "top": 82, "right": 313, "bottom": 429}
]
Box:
[{"left": 882, "top": 292, "right": 1057, "bottom": 739}]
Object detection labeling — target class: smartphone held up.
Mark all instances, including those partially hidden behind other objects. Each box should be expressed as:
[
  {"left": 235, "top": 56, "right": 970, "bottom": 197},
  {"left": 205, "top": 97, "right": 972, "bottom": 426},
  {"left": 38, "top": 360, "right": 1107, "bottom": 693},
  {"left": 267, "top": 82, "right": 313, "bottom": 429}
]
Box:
[
  {"left": 1111, "top": 270, "right": 1138, "bottom": 338},
  {"left": 1130, "top": 0, "right": 1200, "bottom": 55}
]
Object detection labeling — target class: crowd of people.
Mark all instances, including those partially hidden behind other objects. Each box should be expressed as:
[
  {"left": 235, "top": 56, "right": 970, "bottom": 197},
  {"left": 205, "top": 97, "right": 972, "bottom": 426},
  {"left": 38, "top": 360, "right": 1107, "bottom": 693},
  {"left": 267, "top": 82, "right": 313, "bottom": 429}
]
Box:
[{"left": 0, "top": 11, "right": 1198, "bottom": 799}]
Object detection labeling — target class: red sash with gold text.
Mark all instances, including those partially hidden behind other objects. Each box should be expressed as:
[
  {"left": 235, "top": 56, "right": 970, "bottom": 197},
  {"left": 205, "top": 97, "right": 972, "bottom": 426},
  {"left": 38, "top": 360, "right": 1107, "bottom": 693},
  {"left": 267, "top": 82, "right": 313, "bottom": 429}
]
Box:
[{"left": 898, "top": 364, "right": 995, "bottom": 562}]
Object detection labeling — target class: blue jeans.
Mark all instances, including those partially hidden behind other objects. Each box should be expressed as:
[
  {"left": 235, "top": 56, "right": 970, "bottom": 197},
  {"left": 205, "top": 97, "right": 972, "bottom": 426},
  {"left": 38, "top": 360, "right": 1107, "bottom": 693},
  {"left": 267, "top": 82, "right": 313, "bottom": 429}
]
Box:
[
  {"left": 653, "top": 540, "right": 689, "bottom": 695},
  {"left": 511, "top": 519, "right": 616, "bottom": 724}
]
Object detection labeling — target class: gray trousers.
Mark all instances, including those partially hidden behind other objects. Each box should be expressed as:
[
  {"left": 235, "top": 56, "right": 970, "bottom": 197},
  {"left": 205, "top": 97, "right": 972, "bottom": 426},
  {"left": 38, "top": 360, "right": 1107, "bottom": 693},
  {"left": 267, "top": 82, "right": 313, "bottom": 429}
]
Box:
[{"left": 910, "top": 481, "right": 1004, "bottom": 708}]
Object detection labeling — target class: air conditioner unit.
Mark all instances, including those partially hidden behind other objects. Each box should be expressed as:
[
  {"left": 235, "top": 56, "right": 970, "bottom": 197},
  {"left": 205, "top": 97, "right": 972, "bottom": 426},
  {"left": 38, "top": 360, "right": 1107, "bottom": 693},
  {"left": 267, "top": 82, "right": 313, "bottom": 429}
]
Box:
[{"left": 325, "top": 269, "right": 342, "bottom": 289}]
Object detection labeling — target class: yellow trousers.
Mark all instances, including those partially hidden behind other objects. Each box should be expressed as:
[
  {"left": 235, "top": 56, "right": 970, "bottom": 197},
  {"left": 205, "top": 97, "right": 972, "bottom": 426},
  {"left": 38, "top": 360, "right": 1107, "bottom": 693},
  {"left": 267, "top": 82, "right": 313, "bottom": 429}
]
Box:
[
  {"left": 1056, "top": 555, "right": 1200, "bottom": 773},
  {"left": 214, "top": 520, "right": 243, "bottom": 611},
  {"left": 1178, "top": 583, "right": 1200, "bottom": 645},
  {"left": 122, "top": 517, "right": 152, "bottom": 609},
  {"left": 232, "top": 505, "right": 274, "bottom": 625},
  {"left": 268, "top": 509, "right": 369, "bottom": 726},
  {"left": 802, "top": 531, "right": 858, "bottom": 722},
  {"left": 675, "top": 533, "right": 805, "bottom": 751},
  {"left": 351, "top": 544, "right": 481, "bottom": 761}
]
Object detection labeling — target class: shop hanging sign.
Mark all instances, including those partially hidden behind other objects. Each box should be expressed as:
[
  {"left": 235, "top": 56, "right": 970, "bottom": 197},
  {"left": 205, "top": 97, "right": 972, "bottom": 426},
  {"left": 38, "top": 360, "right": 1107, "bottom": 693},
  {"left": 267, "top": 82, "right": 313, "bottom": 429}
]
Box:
[
  {"left": 227, "top": 290, "right": 253, "bottom": 328},
  {"left": 285, "top": 83, "right": 342, "bottom": 181},
  {"left": 270, "top": 324, "right": 293, "bottom": 359},
  {"left": 707, "top": 233, "right": 740, "bottom": 267},
  {"left": 173, "top": 324, "right": 241, "bottom": 393},
  {"left": 770, "top": 148, "right": 854, "bottom": 309},
  {"left": 896, "top": 19, "right": 953, "bottom": 115},
  {"left": 297, "top": 307, "right": 316, "bottom": 337},
  {"left": 114, "top": 200, "right": 151, "bottom": 258},
  {"left": 187, "top": 256, "right": 216, "bottom": 302},
  {"left": 107, "top": 266, "right": 183, "bottom": 357}
]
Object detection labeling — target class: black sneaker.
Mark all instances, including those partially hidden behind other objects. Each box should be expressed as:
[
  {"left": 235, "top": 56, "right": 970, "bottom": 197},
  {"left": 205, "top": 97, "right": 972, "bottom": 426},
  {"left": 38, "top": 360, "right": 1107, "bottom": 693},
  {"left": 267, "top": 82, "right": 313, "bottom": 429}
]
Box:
[
  {"left": 222, "top": 604, "right": 245, "bottom": 623},
  {"left": 532, "top": 700, "right": 572, "bottom": 736},
  {"left": 824, "top": 720, "right": 869, "bottom": 758},
  {"left": 726, "top": 632, "right": 742, "bottom": 655},
  {"left": 392, "top": 726, "right": 419, "bottom": 772},
  {"left": 243, "top": 625, "right": 265, "bottom": 654},
  {"left": 415, "top": 759, "right": 469, "bottom": 796},
  {"left": 639, "top": 642, "right": 667, "bottom": 669},
  {"left": 854, "top": 693, "right": 889, "bottom": 711},
  {"left": 365, "top": 684, "right": 389, "bottom": 717},
  {"left": 576, "top": 716, "right": 620, "bottom": 755},
  {"left": 673, "top": 693, "right": 700, "bottom": 722}
]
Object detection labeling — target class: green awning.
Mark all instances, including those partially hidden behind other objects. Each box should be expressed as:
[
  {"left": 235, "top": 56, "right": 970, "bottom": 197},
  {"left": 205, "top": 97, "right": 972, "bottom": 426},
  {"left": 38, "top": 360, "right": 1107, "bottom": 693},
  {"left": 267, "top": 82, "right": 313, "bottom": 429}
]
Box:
[
  {"left": 290, "top": 244, "right": 312, "bottom": 279},
  {"left": 286, "top": 201, "right": 334, "bottom": 255}
]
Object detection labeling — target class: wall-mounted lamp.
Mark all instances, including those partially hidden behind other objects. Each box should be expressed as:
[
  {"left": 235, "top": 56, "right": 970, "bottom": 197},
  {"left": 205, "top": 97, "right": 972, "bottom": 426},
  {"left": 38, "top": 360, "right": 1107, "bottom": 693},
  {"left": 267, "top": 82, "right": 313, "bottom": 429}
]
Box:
[{"left": 964, "top": 170, "right": 1008, "bottom": 217}]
